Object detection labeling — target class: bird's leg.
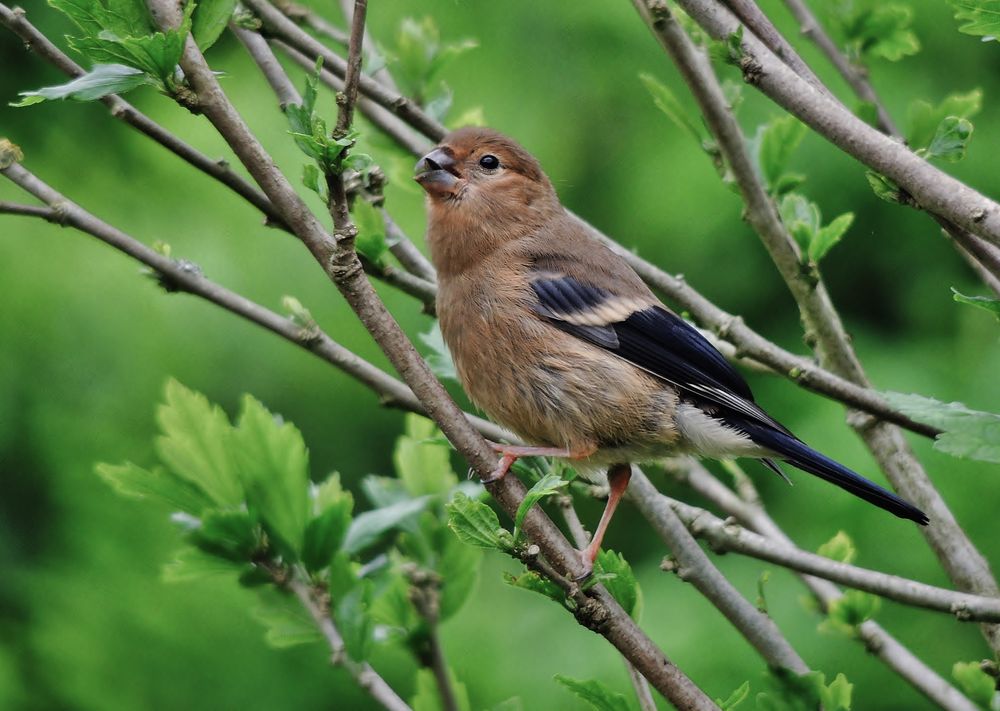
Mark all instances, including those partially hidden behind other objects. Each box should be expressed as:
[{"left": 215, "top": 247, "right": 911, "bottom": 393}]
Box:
[
  {"left": 577, "top": 463, "right": 633, "bottom": 579},
  {"left": 480, "top": 442, "right": 596, "bottom": 483}
]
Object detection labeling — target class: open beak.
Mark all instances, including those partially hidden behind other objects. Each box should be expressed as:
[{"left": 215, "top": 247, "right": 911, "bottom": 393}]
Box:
[{"left": 414, "top": 147, "right": 461, "bottom": 197}]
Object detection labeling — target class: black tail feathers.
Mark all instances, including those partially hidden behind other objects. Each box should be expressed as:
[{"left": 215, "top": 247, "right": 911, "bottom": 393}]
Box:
[{"left": 740, "top": 422, "right": 929, "bottom": 525}]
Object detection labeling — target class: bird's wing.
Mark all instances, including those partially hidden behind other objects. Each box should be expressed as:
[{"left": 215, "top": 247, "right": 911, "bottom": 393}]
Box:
[{"left": 529, "top": 273, "right": 789, "bottom": 434}]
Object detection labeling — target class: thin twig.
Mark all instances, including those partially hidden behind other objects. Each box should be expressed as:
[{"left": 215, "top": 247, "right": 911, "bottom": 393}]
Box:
[
  {"left": 627, "top": 470, "right": 809, "bottom": 673},
  {"left": 289, "top": 579, "right": 413, "bottom": 711},
  {"left": 382, "top": 209, "right": 438, "bottom": 283},
  {"left": 232, "top": 23, "right": 302, "bottom": 109},
  {"left": 672, "top": 460, "right": 980, "bottom": 711},
  {"left": 632, "top": 0, "right": 1000, "bottom": 655},
  {"left": 664, "top": 495, "right": 1000, "bottom": 622},
  {"left": 669, "top": 0, "right": 1000, "bottom": 248},
  {"left": 0, "top": 3, "right": 286, "bottom": 229},
  {"left": 778, "top": 0, "right": 901, "bottom": 138}
]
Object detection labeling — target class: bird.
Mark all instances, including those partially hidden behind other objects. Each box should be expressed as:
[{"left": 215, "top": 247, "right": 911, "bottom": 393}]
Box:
[{"left": 414, "top": 126, "right": 928, "bottom": 571}]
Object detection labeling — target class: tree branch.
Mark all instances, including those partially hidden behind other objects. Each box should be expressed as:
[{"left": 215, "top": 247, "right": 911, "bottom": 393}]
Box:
[
  {"left": 670, "top": 0, "right": 1000, "bottom": 249},
  {"left": 289, "top": 578, "right": 413, "bottom": 711},
  {"left": 632, "top": 0, "right": 1000, "bottom": 655},
  {"left": 672, "top": 460, "right": 981, "bottom": 711}
]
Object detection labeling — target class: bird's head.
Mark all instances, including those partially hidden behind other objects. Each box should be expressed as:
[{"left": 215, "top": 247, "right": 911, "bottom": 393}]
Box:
[{"left": 415, "top": 127, "right": 561, "bottom": 275}]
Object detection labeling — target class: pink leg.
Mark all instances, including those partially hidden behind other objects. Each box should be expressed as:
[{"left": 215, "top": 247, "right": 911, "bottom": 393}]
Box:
[
  {"left": 579, "top": 463, "right": 633, "bottom": 577},
  {"left": 481, "top": 441, "right": 596, "bottom": 484}
]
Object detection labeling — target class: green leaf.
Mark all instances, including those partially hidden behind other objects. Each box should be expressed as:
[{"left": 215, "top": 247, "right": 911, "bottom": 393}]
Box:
[
  {"left": 437, "top": 532, "right": 481, "bottom": 621},
  {"left": 393, "top": 414, "right": 457, "bottom": 497},
  {"left": 335, "top": 578, "right": 374, "bottom": 661},
  {"left": 231, "top": 394, "right": 310, "bottom": 559},
  {"left": 864, "top": 170, "right": 903, "bottom": 204},
  {"left": 820, "top": 590, "right": 880, "bottom": 636},
  {"left": 162, "top": 547, "right": 248, "bottom": 582},
  {"left": 253, "top": 595, "right": 323, "bottom": 648},
  {"left": 301, "top": 485, "right": 354, "bottom": 572},
  {"left": 952, "top": 661, "right": 996, "bottom": 708},
  {"left": 343, "top": 495, "right": 431, "bottom": 554},
  {"left": 513, "top": 472, "right": 568, "bottom": 540},
  {"left": 594, "top": 550, "right": 641, "bottom": 620},
  {"left": 757, "top": 669, "right": 845, "bottom": 711},
  {"left": 419, "top": 322, "right": 458, "bottom": 381},
  {"left": 189, "top": 510, "right": 260, "bottom": 562},
  {"left": 884, "top": 391, "right": 1000, "bottom": 463},
  {"left": 755, "top": 116, "right": 807, "bottom": 193},
  {"left": 11, "top": 63, "right": 150, "bottom": 106},
  {"left": 301, "top": 163, "right": 327, "bottom": 201},
  {"left": 502, "top": 571, "right": 566, "bottom": 606},
  {"left": 856, "top": 4, "right": 920, "bottom": 61},
  {"left": 389, "top": 16, "right": 477, "bottom": 109},
  {"left": 553, "top": 675, "right": 633, "bottom": 711},
  {"left": 411, "top": 667, "right": 472, "bottom": 711},
  {"left": 907, "top": 89, "right": 982, "bottom": 149},
  {"left": 155, "top": 379, "right": 243, "bottom": 507},
  {"left": 925, "top": 117, "right": 974, "bottom": 162},
  {"left": 816, "top": 531, "right": 857, "bottom": 565},
  {"left": 446, "top": 492, "right": 511, "bottom": 550},
  {"left": 822, "top": 674, "right": 853, "bottom": 711},
  {"left": 191, "top": 0, "right": 237, "bottom": 50},
  {"left": 718, "top": 681, "right": 750, "bottom": 710},
  {"left": 809, "top": 212, "right": 853, "bottom": 263},
  {"left": 725, "top": 25, "right": 745, "bottom": 63},
  {"left": 96, "top": 461, "right": 212, "bottom": 515},
  {"left": 352, "top": 200, "right": 389, "bottom": 269},
  {"left": 953, "top": 288, "right": 1000, "bottom": 320},
  {"left": 778, "top": 193, "right": 820, "bottom": 254},
  {"left": 639, "top": 73, "right": 703, "bottom": 147},
  {"left": 949, "top": 0, "right": 1000, "bottom": 40}
]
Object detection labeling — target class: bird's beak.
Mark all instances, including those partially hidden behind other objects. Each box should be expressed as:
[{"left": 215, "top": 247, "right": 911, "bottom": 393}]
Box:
[{"left": 414, "top": 147, "right": 461, "bottom": 197}]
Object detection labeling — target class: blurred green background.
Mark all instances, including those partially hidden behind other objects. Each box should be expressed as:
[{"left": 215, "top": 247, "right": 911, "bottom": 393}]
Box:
[{"left": 2, "top": 0, "right": 999, "bottom": 708}]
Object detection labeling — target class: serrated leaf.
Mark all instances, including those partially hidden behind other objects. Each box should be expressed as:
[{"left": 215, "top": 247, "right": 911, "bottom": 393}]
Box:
[
  {"left": 884, "top": 391, "right": 1000, "bottom": 463},
  {"left": 718, "top": 681, "right": 750, "bottom": 710},
  {"left": 394, "top": 414, "right": 457, "bottom": 497},
  {"left": 594, "top": 550, "right": 641, "bottom": 620},
  {"left": 437, "top": 531, "right": 481, "bottom": 621},
  {"left": 953, "top": 288, "right": 1000, "bottom": 320},
  {"left": 907, "top": 89, "right": 982, "bottom": 149},
  {"left": 155, "top": 379, "right": 243, "bottom": 507},
  {"left": 816, "top": 531, "right": 857, "bottom": 565},
  {"left": 755, "top": 116, "right": 807, "bottom": 192},
  {"left": 865, "top": 170, "right": 903, "bottom": 204},
  {"left": 925, "top": 116, "right": 974, "bottom": 162},
  {"left": 857, "top": 4, "right": 920, "bottom": 61},
  {"left": 352, "top": 200, "right": 389, "bottom": 269},
  {"left": 336, "top": 578, "right": 374, "bottom": 661},
  {"left": 344, "top": 495, "right": 431, "bottom": 554},
  {"left": 253, "top": 596, "right": 323, "bottom": 648},
  {"left": 96, "top": 460, "right": 213, "bottom": 514},
  {"left": 162, "top": 547, "right": 247, "bottom": 582},
  {"left": 778, "top": 193, "right": 820, "bottom": 254},
  {"left": 810, "top": 212, "right": 853, "bottom": 263},
  {"left": 301, "top": 492, "right": 353, "bottom": 572},
  {"left": 411, "top": 667, "right": 472, "bottom": 711},
  {"left": 419, "top": 322, "right": 457, "bottom": 381},
  {"left": 952, "top": 661, "right": 996, "bottom": 708},
  {"left": 821, "top": 674, "right": 853, "bottom": 711},
  {"left": 949, "top": 0, "right": 1000, "bottom": 40},
  {"left": 639, "top": 73, "right": 703, "bottom": 147},
  {"left": 821, "top": 590, "right": 880, "bottom": 636},
  {"left": 513, "top": 473, "right": 568, "bottom": 540},
  {"left": 192, "top": 0, "right": 237, "bottom": 50},
  {"left": 446, "top": 492, "right": 509, "bottom": 550},
  {"left": 502, "top": 571, "right": 566, "bottom": 605},
  {"left": 231, "top": 394, "right": 310, "bottom": 559},
  {"left": 12, "top": 63, "right": 149, "bottom": 106},
  {"left": 190, "top": 510, "right": 260, "bottom": 561},
  {"left": 553, "top": 675, "right": 633, "bottom": 711}
]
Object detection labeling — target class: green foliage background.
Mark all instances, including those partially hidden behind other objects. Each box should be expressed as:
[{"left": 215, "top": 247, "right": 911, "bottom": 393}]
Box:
[{"left": 1, "top": 0, "right": 999, "bottom": 708}]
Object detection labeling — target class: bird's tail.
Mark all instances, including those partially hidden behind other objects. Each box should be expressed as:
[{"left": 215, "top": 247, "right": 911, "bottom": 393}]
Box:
[{"left": 738, "top": 421, "right": 929, "bottom": 525}]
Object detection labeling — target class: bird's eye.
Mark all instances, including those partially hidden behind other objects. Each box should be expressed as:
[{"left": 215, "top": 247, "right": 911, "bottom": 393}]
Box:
[{"left": 478, "top": 154, "right": 500, "bottom": 170}]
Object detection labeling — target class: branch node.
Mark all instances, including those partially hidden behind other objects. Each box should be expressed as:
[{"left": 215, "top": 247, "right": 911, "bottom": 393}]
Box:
[
  {"left": 739, "top": 55, "right": 764, "bottom": 85},
  {"left": 573, "top": 596, "right": 610, "bottom": 632}
]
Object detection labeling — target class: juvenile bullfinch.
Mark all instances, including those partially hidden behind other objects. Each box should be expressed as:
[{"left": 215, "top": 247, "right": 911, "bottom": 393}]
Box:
[{"left": 415, "top": 126, "right": 928, "bottom": 569}]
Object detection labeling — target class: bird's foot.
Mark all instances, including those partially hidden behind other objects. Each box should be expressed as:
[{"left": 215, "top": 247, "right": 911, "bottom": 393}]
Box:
[{"left": 480, "top": 442, "right": 596, "bottom": 484}]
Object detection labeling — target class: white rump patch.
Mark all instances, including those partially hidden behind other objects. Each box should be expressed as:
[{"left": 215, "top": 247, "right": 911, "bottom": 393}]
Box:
[{"left": 674, "top": 402, "right": 770, "bottom": 458}]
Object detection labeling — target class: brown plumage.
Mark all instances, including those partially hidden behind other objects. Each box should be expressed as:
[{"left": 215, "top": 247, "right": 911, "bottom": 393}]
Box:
[{"left": 415, "top": 126, "right": 928, "bottom": 570}]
